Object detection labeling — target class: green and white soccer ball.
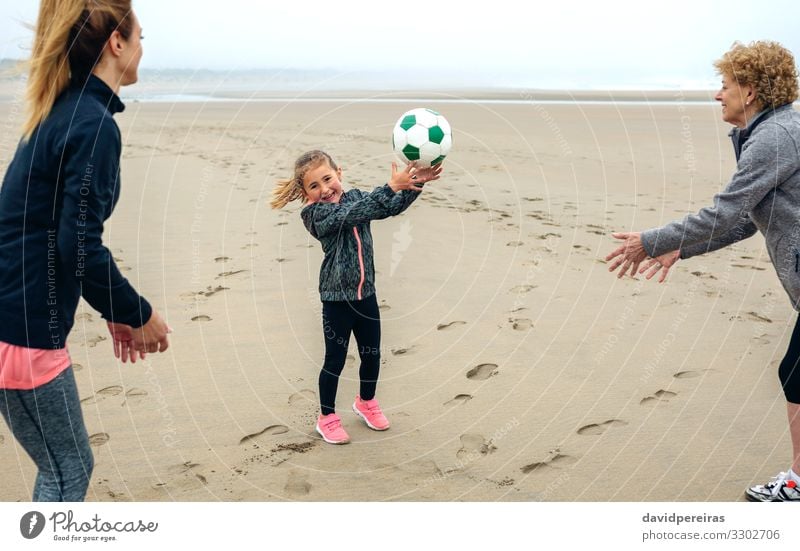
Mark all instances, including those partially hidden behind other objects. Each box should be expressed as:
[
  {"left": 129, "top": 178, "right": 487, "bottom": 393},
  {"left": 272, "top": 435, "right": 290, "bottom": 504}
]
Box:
[{"left": 392, "top": 108, "right": 452, "bottom": 168}]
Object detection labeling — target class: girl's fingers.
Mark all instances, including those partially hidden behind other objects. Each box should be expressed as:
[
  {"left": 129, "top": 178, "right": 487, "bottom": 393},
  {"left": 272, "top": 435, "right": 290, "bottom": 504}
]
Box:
[{"left": 391, "top": 162, "right": 398, "bottom": 176}]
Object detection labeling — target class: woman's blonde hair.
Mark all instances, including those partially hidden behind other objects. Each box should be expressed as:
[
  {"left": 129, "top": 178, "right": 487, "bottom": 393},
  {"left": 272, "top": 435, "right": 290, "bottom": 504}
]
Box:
[
  {"left": 714, "top": 40, "right": 799, "bottom": 109},
  {"left": 23, "top": 0, "right": 134, "bottom": 140},
  {"left": 270, "top": 150, "right": 339, "bottom": 209}
]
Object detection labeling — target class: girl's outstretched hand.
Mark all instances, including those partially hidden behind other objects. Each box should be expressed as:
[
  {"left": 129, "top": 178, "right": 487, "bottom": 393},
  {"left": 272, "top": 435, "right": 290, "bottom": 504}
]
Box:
[{"left": 389, "top": 162, "right": 443, "bottom": 192}]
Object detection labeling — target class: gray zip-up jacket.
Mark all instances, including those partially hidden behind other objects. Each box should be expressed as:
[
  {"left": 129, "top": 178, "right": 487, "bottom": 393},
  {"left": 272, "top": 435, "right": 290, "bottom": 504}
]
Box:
[
  {"left": 641, "top": 104, "right": 800, "bottom": 310},
  {"left": 301, "top": 184, "right": 419, "bottom": 302}
]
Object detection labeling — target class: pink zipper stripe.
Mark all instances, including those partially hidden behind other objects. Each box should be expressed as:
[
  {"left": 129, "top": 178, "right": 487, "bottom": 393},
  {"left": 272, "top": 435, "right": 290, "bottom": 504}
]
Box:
[{"left": 353, "top": 227, "right": 365, "bottom": 300}]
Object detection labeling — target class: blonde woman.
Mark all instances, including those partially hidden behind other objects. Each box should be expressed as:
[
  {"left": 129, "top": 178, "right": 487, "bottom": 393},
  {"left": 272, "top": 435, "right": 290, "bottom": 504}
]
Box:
[
  {"left": 0, "top": 0, "right": 170, "bottom": 501},
  {"left": 607, "top": 41, "right": 800, "bottom": 502}
]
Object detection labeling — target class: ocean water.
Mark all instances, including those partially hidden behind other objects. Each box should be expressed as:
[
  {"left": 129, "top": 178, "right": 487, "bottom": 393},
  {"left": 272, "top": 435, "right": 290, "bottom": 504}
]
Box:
[{"left": 1, "top": 64, "right": 720, "bottom": 105}]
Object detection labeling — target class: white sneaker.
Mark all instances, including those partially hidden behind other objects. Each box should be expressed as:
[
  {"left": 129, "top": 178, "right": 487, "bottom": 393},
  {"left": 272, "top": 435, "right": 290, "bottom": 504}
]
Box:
[{"left": 745, "top": 471, "right": 800, "bottom": 502}]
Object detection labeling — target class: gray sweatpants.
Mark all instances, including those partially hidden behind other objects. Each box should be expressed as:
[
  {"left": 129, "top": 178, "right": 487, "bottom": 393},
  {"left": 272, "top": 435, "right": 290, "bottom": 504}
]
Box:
[{"left": 0, "top": 367, "right": 94, "bottom": 501}]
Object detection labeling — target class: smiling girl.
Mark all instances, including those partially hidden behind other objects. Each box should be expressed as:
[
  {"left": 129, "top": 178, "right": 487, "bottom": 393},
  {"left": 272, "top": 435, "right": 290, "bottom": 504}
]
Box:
[{"left": 271, "top": 150, "right": 441, "bottom": 443}]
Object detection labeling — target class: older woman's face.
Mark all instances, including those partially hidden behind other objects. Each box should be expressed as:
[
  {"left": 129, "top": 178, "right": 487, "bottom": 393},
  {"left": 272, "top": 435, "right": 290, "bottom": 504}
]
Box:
[{"left": 715, "top": 75, "right": 756, "bottom": 128}]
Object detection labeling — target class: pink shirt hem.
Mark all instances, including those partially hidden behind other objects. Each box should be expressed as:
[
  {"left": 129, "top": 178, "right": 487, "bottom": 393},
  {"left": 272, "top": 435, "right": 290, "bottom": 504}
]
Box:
[{"left": 0, "top": 341, "right": 72, "bottom": 390}]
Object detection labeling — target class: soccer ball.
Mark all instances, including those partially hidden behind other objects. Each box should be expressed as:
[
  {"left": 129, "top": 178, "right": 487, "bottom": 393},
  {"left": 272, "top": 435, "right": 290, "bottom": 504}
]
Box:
[{"left": 392, "top": 108, "right": 452, "bottom": 168}]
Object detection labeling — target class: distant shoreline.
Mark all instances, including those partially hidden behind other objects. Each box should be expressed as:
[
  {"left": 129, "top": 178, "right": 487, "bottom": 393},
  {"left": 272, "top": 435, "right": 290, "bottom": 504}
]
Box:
[
  {"left": 0, "top": 59, "right": 719, "bottom": 103},
  {"left": 0, "top": 82, "right": 718, "bottom": 104}
]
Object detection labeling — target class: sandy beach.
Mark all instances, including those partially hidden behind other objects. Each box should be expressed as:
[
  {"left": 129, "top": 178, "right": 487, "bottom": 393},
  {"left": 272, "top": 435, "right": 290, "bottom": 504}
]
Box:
[{"left": 0, "top": 90, "right": 795, "bottom": 502}]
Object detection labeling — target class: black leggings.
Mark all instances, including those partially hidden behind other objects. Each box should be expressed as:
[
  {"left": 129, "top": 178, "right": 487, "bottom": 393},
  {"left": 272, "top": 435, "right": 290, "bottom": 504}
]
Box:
[
  {"left": 319, "top": 295, "right": 381, "bottom": 415},
  {"left": 780, "top": 314, "right": 800, "bottom": 404}
]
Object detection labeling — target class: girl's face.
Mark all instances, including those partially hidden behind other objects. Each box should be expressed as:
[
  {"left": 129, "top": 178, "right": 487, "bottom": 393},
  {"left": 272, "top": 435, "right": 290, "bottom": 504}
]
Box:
[{"left": 302, "top": 161, "right": 343, "bottom": 204}]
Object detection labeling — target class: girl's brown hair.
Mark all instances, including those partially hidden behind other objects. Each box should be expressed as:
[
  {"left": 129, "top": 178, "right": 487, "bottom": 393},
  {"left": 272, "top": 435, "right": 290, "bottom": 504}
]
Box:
[
  {"left": 23, "top": 0, "right": 134, "bottom": 140},
  {"left": 271, "top": 150, "right": 339, "bottom": 209}
]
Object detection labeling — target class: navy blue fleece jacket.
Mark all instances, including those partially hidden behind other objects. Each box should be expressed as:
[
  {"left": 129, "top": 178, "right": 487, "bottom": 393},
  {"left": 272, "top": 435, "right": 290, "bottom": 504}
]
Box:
[{"left": 0, "top": 75, "right": 151, "bottom": 349}]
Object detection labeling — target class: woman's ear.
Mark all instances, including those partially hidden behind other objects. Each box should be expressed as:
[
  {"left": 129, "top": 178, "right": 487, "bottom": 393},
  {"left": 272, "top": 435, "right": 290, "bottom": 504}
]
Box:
[
  {"left": 745, "top": 84, "right": 757, "bottom": 105},
  {"left": 107, "top": 30, "right": 125, "bottom": 58}
]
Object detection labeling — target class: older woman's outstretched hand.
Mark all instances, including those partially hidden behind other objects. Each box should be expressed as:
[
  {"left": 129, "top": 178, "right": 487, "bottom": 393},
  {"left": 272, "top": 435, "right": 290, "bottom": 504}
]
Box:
[
  {"left": 638, "top": 250, "right": 680, "bottom": 283},
  {"left": 605, "top": 232, "right": 648, "bottom": 278}
]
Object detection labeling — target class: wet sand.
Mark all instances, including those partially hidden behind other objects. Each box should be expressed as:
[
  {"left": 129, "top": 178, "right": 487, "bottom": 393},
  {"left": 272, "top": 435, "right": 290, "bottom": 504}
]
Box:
[{"left": 0, "top": 94, "right": 794, "bottom": 501}]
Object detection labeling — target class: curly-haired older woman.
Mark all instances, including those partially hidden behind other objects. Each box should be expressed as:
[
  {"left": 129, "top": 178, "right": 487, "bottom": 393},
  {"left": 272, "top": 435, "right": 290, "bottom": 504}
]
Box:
[{"left": 606, "top": 41, "right": 800, "bottom": 502}]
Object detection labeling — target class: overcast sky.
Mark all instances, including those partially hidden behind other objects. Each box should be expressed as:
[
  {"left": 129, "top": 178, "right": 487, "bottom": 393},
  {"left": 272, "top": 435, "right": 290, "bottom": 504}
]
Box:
[{"left": 1, "top": 0, "right": 799, "bottom": 89}]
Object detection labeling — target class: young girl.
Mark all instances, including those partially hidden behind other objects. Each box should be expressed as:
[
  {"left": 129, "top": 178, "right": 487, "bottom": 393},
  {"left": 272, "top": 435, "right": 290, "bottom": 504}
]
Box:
[
  {"left": 272, "top": 151, "right": 442, "bottom": 444},
  {"left": 0, "top": 0, "right": 170, "bottom": 501}
]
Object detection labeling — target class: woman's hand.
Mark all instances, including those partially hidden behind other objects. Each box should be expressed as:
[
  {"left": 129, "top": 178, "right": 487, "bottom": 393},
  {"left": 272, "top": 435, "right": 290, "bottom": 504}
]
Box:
[
  {"left": 130, "top": 309, "right": 171, "bottom": 355},
  {"left": 107, "top": 321, "right": 140, "bottom": 363},
  {"left": 605, "top": 232, "right": 648, "bottom": 278},
  {"left": 389, "top": 162, "right": 443, "bottom": 192},
  {"left": 638, "top": 250, "right": 680, "bottom": 283}
]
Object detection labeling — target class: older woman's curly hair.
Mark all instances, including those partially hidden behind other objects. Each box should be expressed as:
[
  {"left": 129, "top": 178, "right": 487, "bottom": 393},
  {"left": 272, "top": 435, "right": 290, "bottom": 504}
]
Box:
[{"left": 714, "top": 41, "right": 799, "bottom": 109}]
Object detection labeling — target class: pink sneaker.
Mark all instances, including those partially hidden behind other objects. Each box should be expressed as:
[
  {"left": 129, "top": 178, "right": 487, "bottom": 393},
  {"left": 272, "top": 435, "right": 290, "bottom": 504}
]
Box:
[
  {"left": 352, "top": 395, "right": 390, "bottom": 431},
  {"left": 315, "top": 413, "right": 350, "bottom": 444}
]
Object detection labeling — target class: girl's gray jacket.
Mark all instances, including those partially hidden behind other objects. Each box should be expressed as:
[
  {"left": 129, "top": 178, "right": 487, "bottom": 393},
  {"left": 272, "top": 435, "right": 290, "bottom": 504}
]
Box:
[
  {"left": 641, "top": 104, "right": 800, "bottom": 310},
  {"left": 301, "top": 184, "right": 419, "bottom": 302}
]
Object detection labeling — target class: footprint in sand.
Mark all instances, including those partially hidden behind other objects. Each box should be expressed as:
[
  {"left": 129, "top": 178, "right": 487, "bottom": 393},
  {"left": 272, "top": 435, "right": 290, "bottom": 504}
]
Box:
[
  {"left": 216, "top": 270, "right": 247, "bottom": 279},
  {"left": 437, "top": 320, "right": 466, "bottom": 331},
  {"left": 275, "top": 222, "right": 288, "bottom": 227},
  {"left": 444, "top": 394, "right": 473, "bottom": 407},
  {"left": 391, "top": 345, "right": 415, "bottom": 356},
  {"left": 577, "top": 419, "right": 628, "bottom": 435},
  {"left": 673, "top": 369, "right": 716, "bottom": 379},
  {"left": 75, "top": 312, "right": 93, "bottom": 322},
  {"left": 81, "top": 385, "right": 124, "bottom": 405},
  {"left": 456, "top": 433, "right": 496, "bottom": 460},
  {"left": 510, "top": 285, "right": 536, "bottom": 294},
  {"left": 732, "top": 264, "right": 766, "bottom": 271},
  {"left": 509, "top": 318, "right": 533, "bottom": 331},
  {"left": 240, "top": 243, "right": 258, "bottom": 250},
  {"left": 89, "top": 433, "right": 110, "bottom": 447},
  {"left": 288, "top": 389, "right": 317, "bottom": 406},
  {"left": 691, "top": 271, "right": 718, "bottom": 280},
  {"left": 164, "top": 462, "right": 210, "bottom": 486},
  {"left": 239, "top": 425, "right": 290, "bottom": 445},
  {"left": 167, "top": 461, "right": 200, "bottom": 475},
  {"left": 285, "top": 471, "right": 311, "bottom": 497},
  {"left": 72, "top": 363, "right": 83, "bottom": 372},
  {"left": 84, "top": 334, "right": 107, "bottom": 348},
  {"left": 746, "top": 311, "right": 772, "bottom": 323},
  {"left": 640, "top": 390, "right": 677, "bottom": 406},
  {"left": 507, "top": 241, "right": 524, "bottom": 247},
  {"left": 121, "top": 388, "right": 148, "bottom": 407},
  {"left": 180, "top": 286, "right": 229, "bottom": 302},
  {"left": 214, "top": 256, "right": 230, "bottom": 263},
  {"left": 466, "top": 363, "right": 499, "bottom": 380},
  {"left": 521, "top": 449, "right": 577, "bottom": 474},
  {"left": 191, "top": 315, "right": 212, "bottom": 322},
  {"left": 520, "top": 460, "right": 549, "bottom": 474},
  {"left": 751, "top": 334, "right": 771, "bottom": 345},
  {"left": 379, "top": 303, "right": 391, "bottom": 311}
]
